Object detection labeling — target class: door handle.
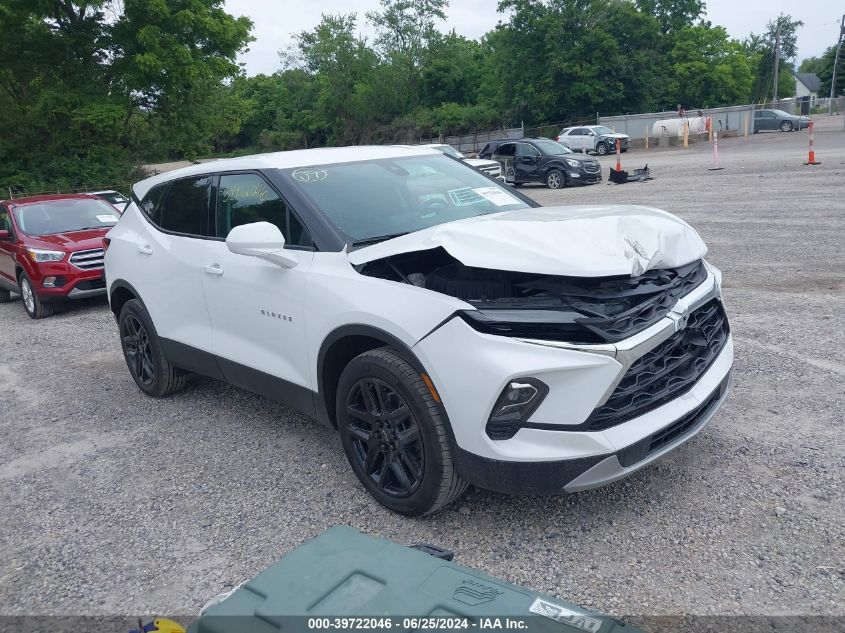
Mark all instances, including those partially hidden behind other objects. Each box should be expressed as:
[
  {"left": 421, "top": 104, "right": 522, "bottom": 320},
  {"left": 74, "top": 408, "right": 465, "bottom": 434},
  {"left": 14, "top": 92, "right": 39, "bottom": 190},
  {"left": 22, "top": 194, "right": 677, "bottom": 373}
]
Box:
[
  {"left": 137, "top": 244, "right": 152, "bottom": 255},
  {"left": 202, "top": 264, "right": 224, "bottom": 276}
]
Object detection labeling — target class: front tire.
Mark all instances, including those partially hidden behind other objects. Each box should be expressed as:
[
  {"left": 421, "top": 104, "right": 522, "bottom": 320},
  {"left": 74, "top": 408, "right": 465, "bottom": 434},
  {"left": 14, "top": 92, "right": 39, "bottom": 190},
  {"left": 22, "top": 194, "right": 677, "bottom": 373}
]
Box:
[
  {"left": 781, "top": 121, "right": 793, "bottom": 132},
  {"left": 596, "top": 141, "right": 609, "bottom": 155},
  {"left": 545, "top": 169, "right": 565, "bottom": 189},
  {"left": 119, "top": 298, "right": 186, "bottom": 397},
  {"left": 336, "top": 349, "right": 467, "bottom": 516},
  {"left": 19, "top": 273, "right": 54, "bottom": 319}
]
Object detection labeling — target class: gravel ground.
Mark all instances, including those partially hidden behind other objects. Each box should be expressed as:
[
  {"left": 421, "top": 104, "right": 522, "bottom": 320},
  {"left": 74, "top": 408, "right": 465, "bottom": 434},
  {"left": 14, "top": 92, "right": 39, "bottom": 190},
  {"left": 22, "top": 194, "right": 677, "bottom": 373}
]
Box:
[{"left": 1, "top": 117, "right": 843, "bottom": 621}]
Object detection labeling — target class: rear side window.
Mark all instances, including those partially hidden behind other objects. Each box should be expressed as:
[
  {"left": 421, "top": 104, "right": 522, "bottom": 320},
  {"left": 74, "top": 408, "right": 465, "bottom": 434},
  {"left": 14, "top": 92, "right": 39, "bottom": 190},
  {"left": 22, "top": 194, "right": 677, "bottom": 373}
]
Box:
[
  {"left": 157, "top": 176, "right": 212, "bottom": 236},
  {"left": 495, "top": 143, "right": 516, "bottom": 156},
  {"left": 216, "top": 173, "right": 311, "bottom": 247},
  {"left": 139, "top": 183, "right": 169, "bottom": 224}
]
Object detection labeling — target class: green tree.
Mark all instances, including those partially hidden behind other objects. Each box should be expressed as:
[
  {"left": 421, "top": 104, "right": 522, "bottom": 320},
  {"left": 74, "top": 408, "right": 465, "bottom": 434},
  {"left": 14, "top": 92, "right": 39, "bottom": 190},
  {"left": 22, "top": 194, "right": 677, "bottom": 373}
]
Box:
[
  {"left": 635, "top": 0, "right": 705, "bottom": 35},
  {"left": 747, "top": 14, "right": 804, "bottom": 101},
  {"left": 286, "top": 13, "right": 378, "bottom": 145},
  {"left": 0, "top": 0, "right": 253, "bottom": 189},
  {"left": 366, "top": 0, "right": 449, "bottom": 109},
  {"left": 799, "top": 56, "right": 824, "bottom": 74},
  {"left": 669, "top": 25, "right": 756, "bottom": 108},
  {"left": 420, "top": 32, "right": 484, "bottom": 107},
  {"left": 810, "top": 45, "right": 845, "bottom": 98},
  {"left": 484, "top": 0, "right": 669, "bottom": 123}
]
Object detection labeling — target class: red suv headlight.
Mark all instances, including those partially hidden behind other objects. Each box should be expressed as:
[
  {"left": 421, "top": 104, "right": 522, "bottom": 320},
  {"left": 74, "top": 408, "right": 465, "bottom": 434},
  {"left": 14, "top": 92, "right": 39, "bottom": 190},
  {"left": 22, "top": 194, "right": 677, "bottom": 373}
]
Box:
[{"left": 25, "top": 248, "right": 65, "bottom": 263}]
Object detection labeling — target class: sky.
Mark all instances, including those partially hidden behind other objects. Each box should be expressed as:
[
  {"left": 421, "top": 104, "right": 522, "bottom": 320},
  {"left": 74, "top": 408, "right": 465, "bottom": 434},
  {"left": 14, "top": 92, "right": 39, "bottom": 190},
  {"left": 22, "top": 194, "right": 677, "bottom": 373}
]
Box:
[{"left": 225, "top": 0, "right": 844, "bottom": 77}]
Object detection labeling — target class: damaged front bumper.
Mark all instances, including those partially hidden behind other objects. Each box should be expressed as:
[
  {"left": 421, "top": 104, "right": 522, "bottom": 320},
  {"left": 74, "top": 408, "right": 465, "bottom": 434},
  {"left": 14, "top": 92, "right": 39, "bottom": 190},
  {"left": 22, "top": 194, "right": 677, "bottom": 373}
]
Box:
[{"left": 413, "top": 263, "right": 733, "bottom": 494}]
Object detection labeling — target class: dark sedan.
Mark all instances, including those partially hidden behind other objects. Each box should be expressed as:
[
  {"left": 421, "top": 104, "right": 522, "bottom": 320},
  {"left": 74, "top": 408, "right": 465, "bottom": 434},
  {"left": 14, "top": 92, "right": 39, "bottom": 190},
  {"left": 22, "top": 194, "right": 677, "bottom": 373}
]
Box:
[
  {"left": 753, "top": 109, "right": 811, "bottom": 132},
  {"left": 492, "top": 138, "right": 601, "bottom": 189}
]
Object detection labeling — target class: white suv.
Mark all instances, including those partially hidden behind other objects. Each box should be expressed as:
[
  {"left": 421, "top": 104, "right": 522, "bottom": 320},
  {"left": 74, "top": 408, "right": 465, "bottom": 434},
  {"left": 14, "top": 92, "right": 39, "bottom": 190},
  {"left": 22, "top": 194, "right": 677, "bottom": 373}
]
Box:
[
  {"left": 557, "top": 125, "right": 631, "bottom": 155},
  {"left": 421, "top": 143, "right": 503, "bottom": 179},
  {"left": 104, "top": 146, "right": 733, "bottom": 515}
]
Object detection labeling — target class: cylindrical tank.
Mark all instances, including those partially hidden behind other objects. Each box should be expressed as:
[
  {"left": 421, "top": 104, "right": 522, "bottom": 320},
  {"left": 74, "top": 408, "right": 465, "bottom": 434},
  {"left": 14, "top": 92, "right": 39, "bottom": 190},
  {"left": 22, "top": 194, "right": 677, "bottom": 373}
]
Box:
[{"left": 652, "top": 117, "right": 708, "bottom": 137}]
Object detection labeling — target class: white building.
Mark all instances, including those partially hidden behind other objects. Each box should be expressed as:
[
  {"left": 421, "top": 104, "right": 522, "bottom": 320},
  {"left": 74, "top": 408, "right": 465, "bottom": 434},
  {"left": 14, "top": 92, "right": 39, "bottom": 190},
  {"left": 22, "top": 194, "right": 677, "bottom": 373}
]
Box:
[{"left": 795, "top": 73, "right": 821, "bottom": 102}]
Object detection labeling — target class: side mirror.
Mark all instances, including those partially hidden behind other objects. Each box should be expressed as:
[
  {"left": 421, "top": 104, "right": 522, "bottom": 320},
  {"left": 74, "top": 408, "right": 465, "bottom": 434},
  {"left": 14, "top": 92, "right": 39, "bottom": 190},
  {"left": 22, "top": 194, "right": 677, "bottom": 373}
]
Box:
[
  {"left": 0, "top": 230, "right": 9, "bottom": 240},
  {"left": 226, "top": 221, "right": 298, "bottom": 269}
]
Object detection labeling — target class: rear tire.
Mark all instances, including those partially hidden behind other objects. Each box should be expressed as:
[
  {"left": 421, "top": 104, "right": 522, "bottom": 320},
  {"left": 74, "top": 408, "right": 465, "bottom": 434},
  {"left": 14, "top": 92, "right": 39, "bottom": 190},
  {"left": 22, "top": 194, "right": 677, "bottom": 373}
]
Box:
[
  {"left": 19, "top": 273, "right": 54, "bottom": 319},
  {"left": 119, "top": 298, "right": 186, "bottom": 397},
  {"left": 336, "top": 348, "right": 467, "bottom": 516}
]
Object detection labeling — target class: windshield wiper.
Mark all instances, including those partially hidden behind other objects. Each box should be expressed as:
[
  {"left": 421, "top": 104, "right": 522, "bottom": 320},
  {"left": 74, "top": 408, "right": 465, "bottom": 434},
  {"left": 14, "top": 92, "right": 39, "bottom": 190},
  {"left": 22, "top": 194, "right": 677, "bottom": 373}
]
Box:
[{"left": 351, "top": 232, "right": 408, "bottom": 247}]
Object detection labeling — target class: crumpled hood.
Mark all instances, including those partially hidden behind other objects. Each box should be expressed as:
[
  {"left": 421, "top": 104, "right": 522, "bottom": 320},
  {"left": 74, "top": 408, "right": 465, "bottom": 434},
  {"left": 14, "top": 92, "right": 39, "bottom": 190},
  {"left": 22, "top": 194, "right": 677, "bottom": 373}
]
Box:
[{"left": 348, "top": 205, "right": 707, "bottom": 277}]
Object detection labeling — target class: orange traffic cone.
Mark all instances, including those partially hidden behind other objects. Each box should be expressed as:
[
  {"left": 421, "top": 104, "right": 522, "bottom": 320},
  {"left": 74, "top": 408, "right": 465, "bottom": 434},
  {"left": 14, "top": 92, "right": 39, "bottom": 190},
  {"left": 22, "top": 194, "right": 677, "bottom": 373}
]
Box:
[
  {"left": 615, "top": 138, "right": 622, "bottom": 171},
  {"left": 804, "top": 121, "right": 820, "bottom": 165}
]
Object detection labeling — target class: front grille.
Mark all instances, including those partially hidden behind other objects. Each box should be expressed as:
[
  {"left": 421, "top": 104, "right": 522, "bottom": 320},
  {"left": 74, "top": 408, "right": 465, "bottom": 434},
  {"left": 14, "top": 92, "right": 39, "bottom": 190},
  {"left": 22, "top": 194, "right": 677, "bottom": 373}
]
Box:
[
  {"left": 69, "top": 248, "right": 104, "bottom": 270},
  {"left": 617, "top": 372, "right": 730, "bottom": 467},
  {"left": 584, "top": 299, "right": 730, "bottom": 431},
  {"left": 563, "top": 259, "right": 708, "bottom": 342},
  {"left": 584, "top": 162, "right": 601, "bottom": 173}
]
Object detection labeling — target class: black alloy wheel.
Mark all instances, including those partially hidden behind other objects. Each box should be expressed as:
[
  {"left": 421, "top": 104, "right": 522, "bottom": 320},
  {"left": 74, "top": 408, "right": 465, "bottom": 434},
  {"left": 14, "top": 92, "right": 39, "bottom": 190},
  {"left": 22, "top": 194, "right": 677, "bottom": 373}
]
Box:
[
  {"left": 344, "top": 376, "right": 424, "bottom": 497},
  {"left": 118, "top": 298, "right": 186, "bottom": 397},
  {"left": 336, "top": 348, "right": 467, "bottom": 515},
  {"left": 122, "top": 313, "right": 155, "bottom": 387}
]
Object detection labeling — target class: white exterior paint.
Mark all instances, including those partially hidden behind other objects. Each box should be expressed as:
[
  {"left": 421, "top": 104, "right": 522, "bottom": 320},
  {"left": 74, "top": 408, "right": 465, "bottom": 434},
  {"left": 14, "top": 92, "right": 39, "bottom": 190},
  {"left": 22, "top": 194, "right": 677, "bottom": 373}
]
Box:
[
  {"left": 106, "top": 145, "right": 732, "bottom": 495},
  {"left": 349, "top": 205, "right": 707, "bottom": 277}
]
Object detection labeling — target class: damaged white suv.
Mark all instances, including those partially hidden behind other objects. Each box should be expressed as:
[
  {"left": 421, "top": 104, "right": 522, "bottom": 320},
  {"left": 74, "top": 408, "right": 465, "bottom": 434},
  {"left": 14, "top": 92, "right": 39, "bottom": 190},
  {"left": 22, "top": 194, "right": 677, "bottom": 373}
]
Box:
[{"left": 104, "top": 145, "right": 733, "bottom": 515}]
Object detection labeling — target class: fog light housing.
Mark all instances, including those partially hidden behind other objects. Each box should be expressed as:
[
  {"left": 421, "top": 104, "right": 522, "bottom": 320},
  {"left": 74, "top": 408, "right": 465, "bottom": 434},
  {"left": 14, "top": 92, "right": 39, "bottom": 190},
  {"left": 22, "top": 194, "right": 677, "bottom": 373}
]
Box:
[
  {"left": 485, "top": 377, "right": 549, "bottom": 440},
  {"left": 42, "top": 276, "right": 65, "bottom": 288}
]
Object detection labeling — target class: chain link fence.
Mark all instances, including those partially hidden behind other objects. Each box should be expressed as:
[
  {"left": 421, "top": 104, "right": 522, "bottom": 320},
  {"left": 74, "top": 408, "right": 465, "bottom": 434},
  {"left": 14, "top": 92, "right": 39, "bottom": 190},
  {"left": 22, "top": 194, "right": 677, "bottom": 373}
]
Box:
[
  {"left": 2, "top": 181, "right": 135, "bottom": 201},
  {"left": 414, "top": 116, "right": 600, "bottom": 155}
]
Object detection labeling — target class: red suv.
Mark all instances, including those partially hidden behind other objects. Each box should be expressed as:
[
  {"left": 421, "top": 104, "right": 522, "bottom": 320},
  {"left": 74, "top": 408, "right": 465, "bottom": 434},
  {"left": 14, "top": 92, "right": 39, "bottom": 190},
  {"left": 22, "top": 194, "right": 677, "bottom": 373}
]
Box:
[{"left": 0, "top": 194, "right": 119, "bottom": 318}]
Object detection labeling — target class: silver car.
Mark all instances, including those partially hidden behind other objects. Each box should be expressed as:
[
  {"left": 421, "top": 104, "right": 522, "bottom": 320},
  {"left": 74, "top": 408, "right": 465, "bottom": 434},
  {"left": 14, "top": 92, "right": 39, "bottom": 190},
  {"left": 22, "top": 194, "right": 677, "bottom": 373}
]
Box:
[{"left": 753, "top": 109, "right": 811, "bottom": 133}]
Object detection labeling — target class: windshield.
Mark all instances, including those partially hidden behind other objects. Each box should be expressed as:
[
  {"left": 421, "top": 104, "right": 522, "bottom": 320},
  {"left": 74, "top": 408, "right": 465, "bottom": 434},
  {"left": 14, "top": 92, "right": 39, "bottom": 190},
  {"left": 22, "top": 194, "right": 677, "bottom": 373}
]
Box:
[
  {"left": 533, "top": 139, "right": 572, "bottom": 155},
  {"left": 592, "top": 126, "right": 614, "bottom": 135},
  {"left": 772, "top": 110, "right": 792, "bottom": 117},
  {"left": 13, "top": 198, "right": 120, "bottom": 236},
  {"left": 433, "top": 145, "right": 465, "bottom": 159},
  {"left": 97, "top": 191, "right": 128, "bottom": 205},
  {"left": 281, "top": 155, "right": 529, "bottom": 244}
]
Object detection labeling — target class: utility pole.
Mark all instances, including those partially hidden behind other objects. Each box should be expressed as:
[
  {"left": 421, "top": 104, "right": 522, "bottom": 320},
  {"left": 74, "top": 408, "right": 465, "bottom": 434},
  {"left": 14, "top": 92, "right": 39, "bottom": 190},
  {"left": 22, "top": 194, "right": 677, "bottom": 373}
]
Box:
[
  {"left": 773, "top": 23, "right": 781, "bottom": 105},
  {"left": 830, "top": 15, "right": 845, "bottom": 114}
]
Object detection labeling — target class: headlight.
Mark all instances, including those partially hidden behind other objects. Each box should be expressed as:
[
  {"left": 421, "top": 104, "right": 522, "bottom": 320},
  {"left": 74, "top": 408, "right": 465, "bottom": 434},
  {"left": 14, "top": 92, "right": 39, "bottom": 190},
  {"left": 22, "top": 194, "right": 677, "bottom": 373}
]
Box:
[
  {"left": 458, "top": 309, "right": 603, "bottom": 343},
  {"left": 26, "top": 248, "right": 65, "bottom": 263},
  {"left": 565, "top": 159, "right": 581, "bottom": 168}
]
